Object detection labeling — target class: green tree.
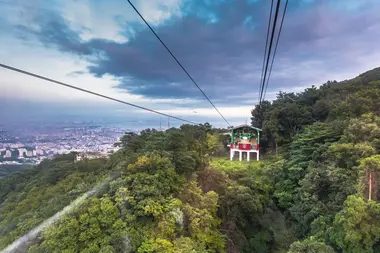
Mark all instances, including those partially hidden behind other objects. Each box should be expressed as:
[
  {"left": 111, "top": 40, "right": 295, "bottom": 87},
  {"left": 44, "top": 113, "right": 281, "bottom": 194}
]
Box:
[
  {"left": 180, "top": 180, "right": 225, "bottom": 252},
  {"left": 287, "top": 238, "right": 335, "bottom": 253},
  {"left": 138, "top": 238, "right": 174, "bottom": 253},
  {"left": 358, "top": 155, "right": 380, "bottom": 201},
  {"left": 330, "top": 195, "right": 380, "bottom": 253}
]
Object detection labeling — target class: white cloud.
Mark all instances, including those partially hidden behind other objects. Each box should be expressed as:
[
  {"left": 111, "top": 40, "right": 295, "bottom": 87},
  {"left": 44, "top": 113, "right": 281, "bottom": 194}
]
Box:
[
  {"left": 137, "top": 0, "right": 183, "bottom": 25},
  {"left": 0, "top": 0, "right": 184, "bottom": 43},
  {"left": 144, "top": 105, "right": 253, "bottom": 119},
  {"left": 58, "top": 0, "right": 183, "bottom": 42}
]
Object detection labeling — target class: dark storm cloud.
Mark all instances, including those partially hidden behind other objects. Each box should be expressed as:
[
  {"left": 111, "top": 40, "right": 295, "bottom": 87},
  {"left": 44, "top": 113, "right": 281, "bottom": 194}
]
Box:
[
  {"left": 81, "top": 0, "right": 273, "bottom": 100},
  {"left": 16, "top": 0, "right": 380, "bottom": 101},
  {"left": 18, "top": 12, "right": 93, "bottom": 55}
]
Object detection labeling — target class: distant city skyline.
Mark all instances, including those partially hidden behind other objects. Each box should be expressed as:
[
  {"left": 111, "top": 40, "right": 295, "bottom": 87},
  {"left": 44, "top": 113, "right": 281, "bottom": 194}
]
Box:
[
  {"left": 1, "top": 0, "right": 380, "bottom": 128},
  {"left": 0, "top": 124, "right": 125, "bottom": 166}
]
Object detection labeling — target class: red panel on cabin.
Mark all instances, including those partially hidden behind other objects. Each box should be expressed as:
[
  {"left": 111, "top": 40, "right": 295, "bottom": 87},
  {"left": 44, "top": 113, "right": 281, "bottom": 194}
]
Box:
[{"left": 238, "top": 144, "right": 251, "bottom": 150}]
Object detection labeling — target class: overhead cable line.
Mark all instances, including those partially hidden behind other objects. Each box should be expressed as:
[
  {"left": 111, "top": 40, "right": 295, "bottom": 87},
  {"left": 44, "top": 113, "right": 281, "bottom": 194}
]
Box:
[
  {"left": 0, "top": 63, "right": 198, "bottom": 124},
  {"left": 126, "top": 0, "right": 231, "bottom": 127},
  {"left": 262, "top": 0, "right": 289, "bottom": 102},
  {"left": 258, "top": 0, "right": 274, "bottom": 106},
  {"left": 259, "top": 0, "right": 282, "bottom": 106}
]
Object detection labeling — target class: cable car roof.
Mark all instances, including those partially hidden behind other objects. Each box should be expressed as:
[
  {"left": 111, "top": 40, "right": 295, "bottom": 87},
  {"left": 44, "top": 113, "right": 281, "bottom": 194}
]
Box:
[{"left": 231, "top": 124, "right": 262, "bottom": 131}]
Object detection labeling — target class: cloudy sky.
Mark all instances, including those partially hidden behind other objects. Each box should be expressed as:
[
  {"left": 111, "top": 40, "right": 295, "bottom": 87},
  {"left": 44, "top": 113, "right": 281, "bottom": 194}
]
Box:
[{"left": 1, "top": 0, "right": 380, "bottom": 129}]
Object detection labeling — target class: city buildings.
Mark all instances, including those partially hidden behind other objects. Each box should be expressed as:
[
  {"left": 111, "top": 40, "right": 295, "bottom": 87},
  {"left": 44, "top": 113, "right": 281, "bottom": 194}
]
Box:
[{"left": 0, "top": 125, "right": 126, "bottom": 165}]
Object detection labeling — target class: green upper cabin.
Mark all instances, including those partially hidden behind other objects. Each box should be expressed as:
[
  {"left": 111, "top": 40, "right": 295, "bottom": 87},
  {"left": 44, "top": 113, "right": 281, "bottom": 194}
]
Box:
[{"left": 228, "top": 124, "right": 262, "bottom": 151}]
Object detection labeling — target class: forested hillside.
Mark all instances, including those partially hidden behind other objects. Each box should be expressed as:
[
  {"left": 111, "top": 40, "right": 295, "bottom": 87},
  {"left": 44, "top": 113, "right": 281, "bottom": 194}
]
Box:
[
  {"left": 250, "top": 67, "right": 380, "bottom": 252},
  {"left": 0, "top": 67, "right": 380, "bottom": 253}
]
